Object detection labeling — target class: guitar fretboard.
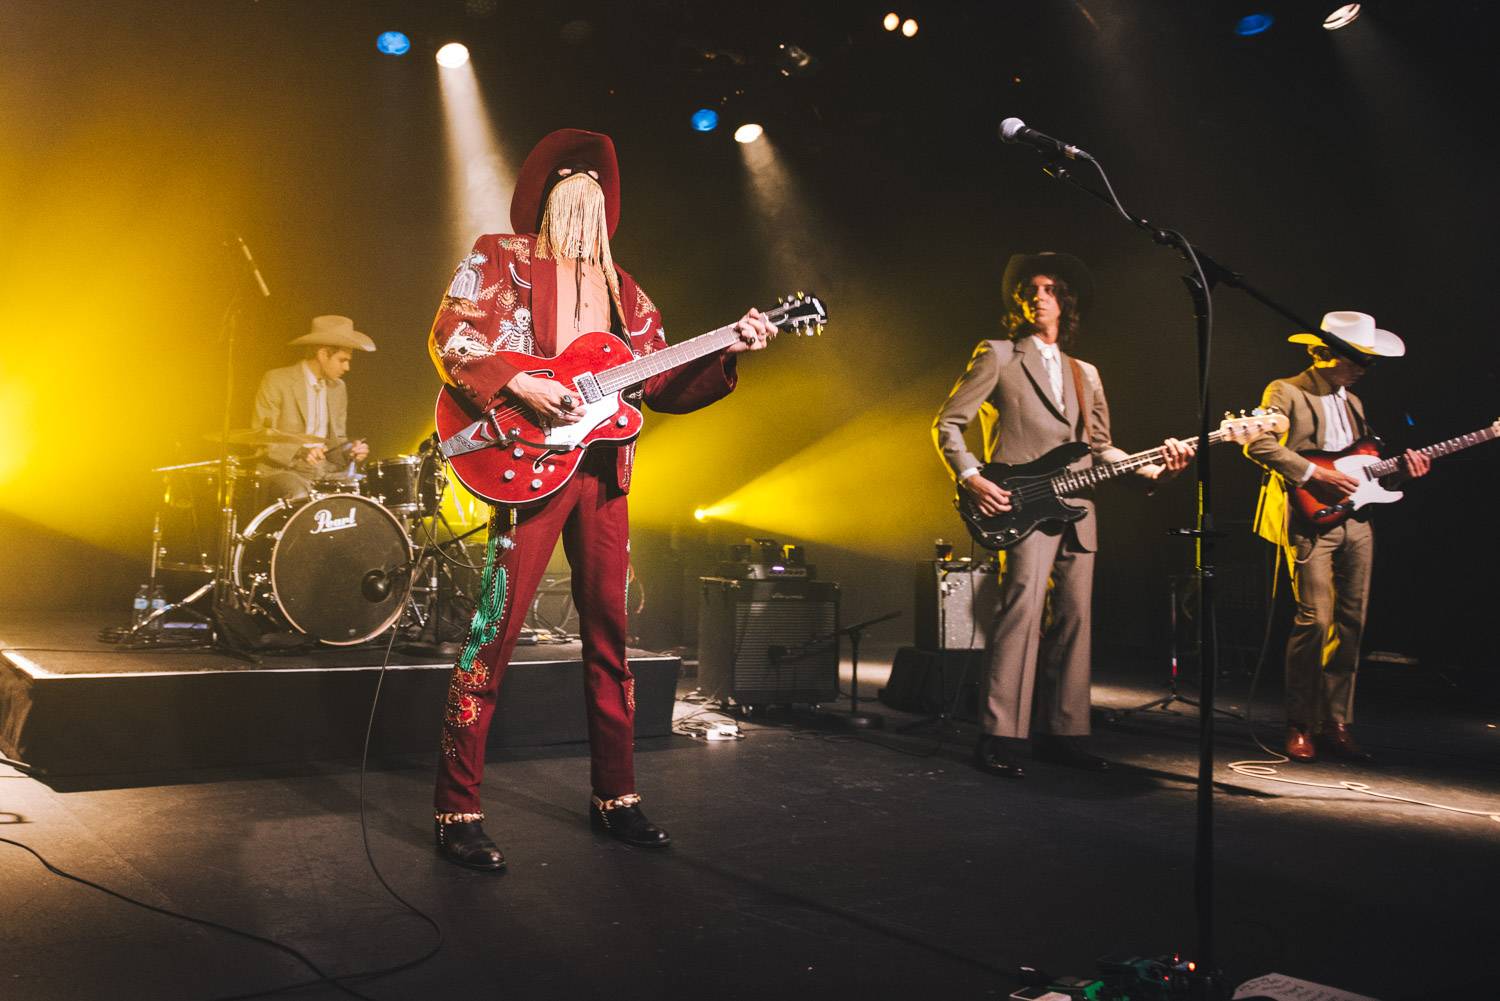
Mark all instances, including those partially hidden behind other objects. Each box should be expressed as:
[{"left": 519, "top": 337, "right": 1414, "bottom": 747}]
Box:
[
  {"left": 595, "top": 300, "right": 812, "bottom": 395},
  {"left": 1360, "top": 425, "right": 1500, "bottom": 480},
  {"left": 1049, "top": 429, "right": 1227, "bottom": 497},
  {"left": 596, "top": 325, "right": 742, "bottom": 395}
]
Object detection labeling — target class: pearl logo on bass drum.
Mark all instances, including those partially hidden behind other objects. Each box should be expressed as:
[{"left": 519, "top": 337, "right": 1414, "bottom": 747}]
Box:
[{"left": 311, "top": 507, "right": 359, "bottom": 534}]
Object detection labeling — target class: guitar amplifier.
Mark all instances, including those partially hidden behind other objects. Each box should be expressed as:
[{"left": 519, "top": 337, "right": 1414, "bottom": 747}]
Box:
[
  {"left": 697, "top": 577, "right": 839, "bottom": 707},
  {"left": 913, "top": 559, "right": 1002, "bottom": 651}
]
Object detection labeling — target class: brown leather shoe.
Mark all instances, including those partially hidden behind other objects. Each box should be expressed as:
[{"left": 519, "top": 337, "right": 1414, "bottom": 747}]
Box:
[
  {"left": 1285, "top": 726, "right": 1316, "bottom": 763},
  {"left": 1316, "top": 722, "right": 1374, "bottom": 762}
]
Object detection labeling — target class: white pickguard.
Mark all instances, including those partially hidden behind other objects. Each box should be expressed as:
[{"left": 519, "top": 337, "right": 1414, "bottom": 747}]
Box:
[
  {"left": 541, "top": 391, "right": 624, "bottom": 449},
  {"left": 1334, "top": 453, "right": 1403, "bottom": 511}
]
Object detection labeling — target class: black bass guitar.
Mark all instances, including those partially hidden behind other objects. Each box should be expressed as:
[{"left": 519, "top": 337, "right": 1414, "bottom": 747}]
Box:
[{"left": 956, "top": 410, "right": 1287, "bottom": 551}]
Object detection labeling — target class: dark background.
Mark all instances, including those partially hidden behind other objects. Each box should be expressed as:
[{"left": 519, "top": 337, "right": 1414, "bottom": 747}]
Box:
[{"left": 3, "top": 1, "right": 1495, "bottom": 677}]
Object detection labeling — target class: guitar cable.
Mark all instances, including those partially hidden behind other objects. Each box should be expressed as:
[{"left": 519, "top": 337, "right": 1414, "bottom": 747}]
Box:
[
  {"left": 1, "top": 461, "right": 452, "bottom": 999},
  {"left": 1222, "top": 496, "right": 1500, "bottom": 824}
]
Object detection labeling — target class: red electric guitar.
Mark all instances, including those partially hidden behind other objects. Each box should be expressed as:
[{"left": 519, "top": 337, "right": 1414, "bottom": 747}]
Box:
[
  {"left": 1287, "top": 417, "right": 1500, "bottom": 529},
  {"left": 435, "top": 293, "right": 828, "bottom": 504}
]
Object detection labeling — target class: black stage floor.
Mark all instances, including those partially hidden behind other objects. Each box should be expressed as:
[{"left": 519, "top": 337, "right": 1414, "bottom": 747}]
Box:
[{"left": 2, "top": 623, "right": 1497, "bottom": 1000}]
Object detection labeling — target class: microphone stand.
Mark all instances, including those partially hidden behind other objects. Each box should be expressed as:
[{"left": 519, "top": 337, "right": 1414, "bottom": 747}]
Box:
[
  {"left": 1025, "top": 150, "right": 1353, "bottom": 999},
  {"left": 771, "top": 610, "right": 902, "bottom": 730}
]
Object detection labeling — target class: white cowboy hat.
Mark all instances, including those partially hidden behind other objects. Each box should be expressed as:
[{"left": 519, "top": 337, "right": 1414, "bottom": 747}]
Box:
[{"left": 1288, "top": 310, "right": 1404, "bottom": 358}]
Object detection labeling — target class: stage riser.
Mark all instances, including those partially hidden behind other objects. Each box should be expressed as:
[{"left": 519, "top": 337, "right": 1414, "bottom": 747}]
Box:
[{"left": 2, "top": 657, "right": 678, "bottom": 777}]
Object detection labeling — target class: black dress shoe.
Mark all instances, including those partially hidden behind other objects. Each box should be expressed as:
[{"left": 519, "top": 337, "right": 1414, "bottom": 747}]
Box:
[
  {"left": 1032, "top": 735, "right": 1110, "bottom": 772},
  {"left": 434, "top": 817, "right": 506, "bottom": 871},
  {"left": 973, "top": 736, "right": 1025, "bottom": 779},
  {"left": 590, "top": 795, "right": 671, "bottom": 849}
]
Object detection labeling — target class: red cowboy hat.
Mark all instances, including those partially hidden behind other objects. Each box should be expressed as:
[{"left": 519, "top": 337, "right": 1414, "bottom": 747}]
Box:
[{"left": 509, "top": 128, "right": 621, "bottom": 237}]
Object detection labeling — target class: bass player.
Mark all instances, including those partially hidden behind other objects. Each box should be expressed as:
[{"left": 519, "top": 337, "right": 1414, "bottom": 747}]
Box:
[
  {"left": 1244, "top": 310, "right": 1429, "bottom": 764},
  {"left": 933, "top": 251, "right": 1192, "bottom": 780},
  {"left": 427, "top": 128, "right": 776, "bottom": 870}
]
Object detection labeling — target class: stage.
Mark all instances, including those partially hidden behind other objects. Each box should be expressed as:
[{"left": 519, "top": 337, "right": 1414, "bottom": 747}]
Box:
[{"left": 2, "top": 625, "right": 1495, "bottom": 1000}]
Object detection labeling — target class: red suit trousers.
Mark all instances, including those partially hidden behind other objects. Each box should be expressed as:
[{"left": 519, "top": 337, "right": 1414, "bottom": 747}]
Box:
[{"left": 434, "top": 449, "right": 636, "bottom": 815}]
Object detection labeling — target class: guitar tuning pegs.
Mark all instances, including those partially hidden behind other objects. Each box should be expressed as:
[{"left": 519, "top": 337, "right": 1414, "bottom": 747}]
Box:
[
  {"left": 815, "top": 323, "right": 824, "bottom": 335},
  {"left": 1223, "top": 410, "right": 1233, "bottom": 419}
]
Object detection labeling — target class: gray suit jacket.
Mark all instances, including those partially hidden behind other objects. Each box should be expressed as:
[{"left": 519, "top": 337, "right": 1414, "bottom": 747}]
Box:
[
  {"left": 933, "top": 336, "right": 1126, "bottom": 552},
  {"left": 251, "top": 363, "right": 350, "bottom": 470},
  {"left": 1244, "top": 366, "right": 1369, "bottom": 547}
]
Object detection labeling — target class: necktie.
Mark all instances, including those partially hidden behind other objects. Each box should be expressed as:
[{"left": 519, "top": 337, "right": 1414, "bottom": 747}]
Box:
[{"left": 1041, "top": 348, "right": 1064, "bottom": 408}]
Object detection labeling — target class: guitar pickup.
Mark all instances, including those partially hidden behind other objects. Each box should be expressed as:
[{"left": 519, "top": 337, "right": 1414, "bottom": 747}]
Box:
[{"left": 573, "top": 371, "right": 604, "bottom": 405}]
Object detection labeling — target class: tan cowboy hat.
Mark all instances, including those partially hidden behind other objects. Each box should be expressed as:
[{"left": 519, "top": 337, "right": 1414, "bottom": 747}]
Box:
[
  {"left": 288, "top": 315, "right": 377, "bottom": 352},
  {"left": 1289, "top": 310, "right": 1404, "bottom": 358}
]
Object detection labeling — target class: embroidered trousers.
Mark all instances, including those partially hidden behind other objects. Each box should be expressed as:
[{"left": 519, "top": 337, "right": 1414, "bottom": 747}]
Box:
[{"left": 434, "top": 449, "right": 636, "bottom": 815}]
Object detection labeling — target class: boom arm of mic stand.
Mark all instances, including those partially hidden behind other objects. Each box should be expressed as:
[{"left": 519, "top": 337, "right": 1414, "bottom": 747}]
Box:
[{"left": 1038, "top": 157, "right": 1370, "bottom": 366}]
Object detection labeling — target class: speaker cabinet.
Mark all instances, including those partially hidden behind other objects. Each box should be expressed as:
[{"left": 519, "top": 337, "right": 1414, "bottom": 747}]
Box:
[
  {"left": 913, "top": 559, "right": 1001, "bottom": 651},
  {"left": 697, "top": 577, "right": 839, "bottom": 707}
]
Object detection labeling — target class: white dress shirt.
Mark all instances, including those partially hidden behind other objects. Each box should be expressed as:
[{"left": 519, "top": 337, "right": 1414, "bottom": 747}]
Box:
[{"left": 301, "top": 361, "right": 329, "bottom": 440}]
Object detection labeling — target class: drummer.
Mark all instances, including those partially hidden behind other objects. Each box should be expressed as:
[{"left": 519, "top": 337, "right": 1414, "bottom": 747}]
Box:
[{"left": 252, "top": 315, "right": 375, "bottom": 504}]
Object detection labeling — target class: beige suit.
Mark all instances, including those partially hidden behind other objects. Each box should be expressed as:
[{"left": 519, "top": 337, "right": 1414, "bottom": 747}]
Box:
[
  {"left": 1244, "top": 366, "right": 1372, "bottom": 726},
  {"left": 251, "top": 362, "right": 351, "bottom": 499},
  {"left": 933, "top": 337, "right": 1127, "bottom": 738}
]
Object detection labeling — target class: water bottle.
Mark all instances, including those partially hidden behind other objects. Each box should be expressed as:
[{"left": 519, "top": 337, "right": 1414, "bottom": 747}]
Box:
[
  {"left": 132, "top": 584, "right": 150, "bottom": 628},
  {"left": 148, "top": 584, "right": 167, "bottom": 631}
]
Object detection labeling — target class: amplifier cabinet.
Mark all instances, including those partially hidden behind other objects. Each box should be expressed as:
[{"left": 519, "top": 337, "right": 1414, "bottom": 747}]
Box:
[
  {"left": 697, "top": 577, "right": 840, "bottom": 707},
  {"left": 913, "top": 559, "right": 1001, "bottom": 651}
]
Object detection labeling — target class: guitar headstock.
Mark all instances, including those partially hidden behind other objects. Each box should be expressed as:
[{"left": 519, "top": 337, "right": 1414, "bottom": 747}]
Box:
[
  {"left": 1492, "top": 417, "right": 1500, "bottom": 435},
  {"left": 765, "top": 291, "right": 828, "bottom": 337},
  {"left": 1219, "top": 406, "right": 1288, "bottom": 442}
]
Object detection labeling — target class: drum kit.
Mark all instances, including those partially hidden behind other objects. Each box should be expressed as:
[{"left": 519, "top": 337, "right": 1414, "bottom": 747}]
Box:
[{"left": 136, "top": 427, "right": 488, "bottom": 653}]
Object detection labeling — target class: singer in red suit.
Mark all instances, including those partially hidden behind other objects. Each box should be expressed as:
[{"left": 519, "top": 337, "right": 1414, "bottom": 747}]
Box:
[{"left": 427, "top": 128, "right": 775, "bottom": 870}]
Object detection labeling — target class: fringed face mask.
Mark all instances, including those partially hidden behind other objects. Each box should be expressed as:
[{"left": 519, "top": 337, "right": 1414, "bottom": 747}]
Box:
[{"left": 536, "top": 165, "right": 625, "bottom": 329}]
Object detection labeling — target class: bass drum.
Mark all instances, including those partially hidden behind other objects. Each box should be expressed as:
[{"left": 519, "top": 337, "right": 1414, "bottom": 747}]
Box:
[{"left": 234, "top": 493, "right": 410, "bottom": 645}]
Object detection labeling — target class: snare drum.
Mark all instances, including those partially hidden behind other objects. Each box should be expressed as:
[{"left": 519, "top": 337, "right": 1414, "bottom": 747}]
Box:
[
  {"left": 233, "top": 493, "right": 410, "bottom": 645},
  {"left": 367, "top": 455, "right": 438, "bottom": 517}
]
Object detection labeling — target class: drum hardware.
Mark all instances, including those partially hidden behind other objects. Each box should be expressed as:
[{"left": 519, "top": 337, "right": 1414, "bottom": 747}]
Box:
[
  {"left": 394, "top": 456, "right": 483, "bottom": 657},
  {"left": 202, "top": 427, "right": 326, "bottom": 448}
]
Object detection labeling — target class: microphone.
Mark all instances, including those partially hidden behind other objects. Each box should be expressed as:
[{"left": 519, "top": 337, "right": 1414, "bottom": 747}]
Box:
[
  {"left": 361, "top": 560, "right": 415, "bottom": 602},
  {"left": 999, "top": 118, "right": 1090, "bottom": 161},
  {"left": 229, "top": 234, "right": 271, "bottom": 298}
]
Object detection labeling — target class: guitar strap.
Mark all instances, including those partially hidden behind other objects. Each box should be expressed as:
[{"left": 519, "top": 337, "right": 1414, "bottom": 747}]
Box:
[{"left": 1068, "top": 357, "right": 1090, "bottom": 442}]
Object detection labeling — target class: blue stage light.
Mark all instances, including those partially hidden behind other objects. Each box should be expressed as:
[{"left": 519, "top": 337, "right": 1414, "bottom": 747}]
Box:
[
  {"left": 376, "top": 31, "right": 412, "bottom": 56},
  {"left": 691, "top": 108, "right": 720, "bottom": 133},
  {"left": 1234, "top": 13, "right": 1274, "bottom": 36}
]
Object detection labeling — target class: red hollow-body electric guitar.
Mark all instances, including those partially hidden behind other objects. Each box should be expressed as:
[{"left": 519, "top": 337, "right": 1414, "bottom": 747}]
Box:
[
  {"left": 435, "top": 294, "right": 828, "bottom": 505},
  {"left": 1287, "top": 418, "right": 1500, "bottom": 529}
]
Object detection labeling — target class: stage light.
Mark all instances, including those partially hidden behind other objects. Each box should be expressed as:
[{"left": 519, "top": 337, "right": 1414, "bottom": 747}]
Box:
[
  {"left": 436, "top": 42, "right": 470, "bottom": 68},
  {"left": 694, "top": 507, "right": 708, "bottom": 522},
  {"left": 1234, "top": 13, "right": 1274, "bottom": 36},
  {"left": 734, "top": 123, "right": 764, "bottom": 144},
  {"left": 901, "top": 18, "right": 919, "bottom": 38},
  {"left": 376, "top": 31, "right": 411, "bottom": 56},
  {"left": 883, "top": 12, "right": 900, "bottom": 31},
  {"left": 1323, "top": 4, "right": 1361, "bottom": 30},
  {"left": 691, "top": 108, "right": 719, "bottom": 132},
  {"left": 436, "top": 46, "right": 515, "bottom": 255}
]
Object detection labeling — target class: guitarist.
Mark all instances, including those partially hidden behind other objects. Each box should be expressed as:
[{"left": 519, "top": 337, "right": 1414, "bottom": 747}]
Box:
[
  {"left": 933, "top": 252, "right": 1191, "bottom": 779},
  {"left": 1244, "top": 311, "right": 1429, "bottom": 764},
  {"left": 426, "top": 129, "right": 776, "bottom": 869}
]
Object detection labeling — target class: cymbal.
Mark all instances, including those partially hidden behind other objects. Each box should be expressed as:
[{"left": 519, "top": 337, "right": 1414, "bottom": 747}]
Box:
[{"left": 204, "top": 427, "right": 325, "bottom": 447}]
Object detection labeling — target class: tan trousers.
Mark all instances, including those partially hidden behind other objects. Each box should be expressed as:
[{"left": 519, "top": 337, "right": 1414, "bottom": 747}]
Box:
[
  {"left": 1285, "top": 518, "right": 1373, "bottom": 727},
  {"left": 982, "top": 524, "right": 1094, "bottom": 739}
]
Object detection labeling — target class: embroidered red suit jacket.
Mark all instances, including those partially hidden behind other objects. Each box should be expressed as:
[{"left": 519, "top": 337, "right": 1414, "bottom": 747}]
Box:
[{"left": 428, "top": 233, "right": 737, "bottom": 494}]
